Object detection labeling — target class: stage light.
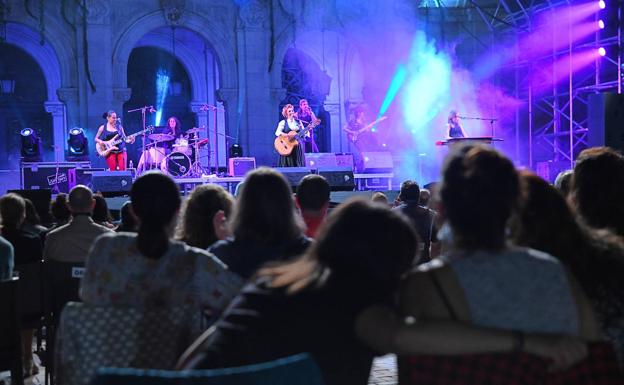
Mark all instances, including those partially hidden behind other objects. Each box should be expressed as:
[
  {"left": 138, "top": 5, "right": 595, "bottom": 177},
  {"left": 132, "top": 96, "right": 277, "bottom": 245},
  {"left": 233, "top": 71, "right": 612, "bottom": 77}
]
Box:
[
  {"left": 599, "top": 47, "right": 606, "bottom": 56},
  {"left": 20, "top": 128, "right": 42, "bottom": 161},
  {"left": 67, "top": 127, "right": 89, "bottom": 160},
  {"left": 599, "top": 20, "right": 605, "bottom": 29},
  {"left": 599, "top": 0, "right": 606, "bottom": 9}
]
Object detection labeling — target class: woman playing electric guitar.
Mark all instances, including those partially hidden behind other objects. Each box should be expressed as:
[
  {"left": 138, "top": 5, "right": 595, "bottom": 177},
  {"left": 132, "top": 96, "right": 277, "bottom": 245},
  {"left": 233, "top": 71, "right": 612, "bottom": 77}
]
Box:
[{"left": 95, "top": 110, "right": 135, "bottom": 171}]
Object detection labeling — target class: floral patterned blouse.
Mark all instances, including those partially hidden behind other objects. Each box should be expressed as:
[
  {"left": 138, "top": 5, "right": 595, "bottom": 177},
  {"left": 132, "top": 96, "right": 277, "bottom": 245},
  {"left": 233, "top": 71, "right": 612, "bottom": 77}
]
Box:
[{"left": 80, "top": 233, "right": 243, "bottom": 312}]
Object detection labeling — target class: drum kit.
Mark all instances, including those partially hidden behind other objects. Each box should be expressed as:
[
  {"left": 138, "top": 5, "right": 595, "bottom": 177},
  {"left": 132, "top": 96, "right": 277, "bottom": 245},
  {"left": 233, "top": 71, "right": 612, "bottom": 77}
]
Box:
[{"left": 137, "top": 127, "right": 209, "bottom": 177}]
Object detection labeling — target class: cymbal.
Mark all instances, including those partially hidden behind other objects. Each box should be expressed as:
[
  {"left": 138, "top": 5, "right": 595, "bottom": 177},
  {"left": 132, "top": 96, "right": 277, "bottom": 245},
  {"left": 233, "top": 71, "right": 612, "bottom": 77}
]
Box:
[
  {"left": 186, "top": 127, "right": 206, "bottom": 134},
  {"left": 196, "top": 138, "right": 209, "bottom": 147},
  {"left": 149, "top": 133, "right": 174, "bottom": 141}
]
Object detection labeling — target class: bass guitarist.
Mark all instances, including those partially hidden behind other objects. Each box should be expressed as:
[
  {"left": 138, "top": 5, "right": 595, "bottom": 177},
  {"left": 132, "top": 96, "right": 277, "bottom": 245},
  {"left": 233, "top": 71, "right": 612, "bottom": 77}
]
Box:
[
  {"left": 95, "top": 110, "right": 135, "bottom": 171},
  {"left": 275, "top": 104, "right": 307, "bottom": 167}
]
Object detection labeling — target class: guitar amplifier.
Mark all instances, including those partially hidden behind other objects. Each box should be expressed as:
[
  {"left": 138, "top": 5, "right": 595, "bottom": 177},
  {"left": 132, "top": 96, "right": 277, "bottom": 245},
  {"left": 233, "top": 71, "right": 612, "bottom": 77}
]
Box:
[
  {"left": 228, "top": 157, "right": 256, "bottom": 177},
  {"left": 68, "top": 168, "right": 106, "bottom": 190},
  {"left": 318, "top": 167, "right": 355, "bottom": 191}
]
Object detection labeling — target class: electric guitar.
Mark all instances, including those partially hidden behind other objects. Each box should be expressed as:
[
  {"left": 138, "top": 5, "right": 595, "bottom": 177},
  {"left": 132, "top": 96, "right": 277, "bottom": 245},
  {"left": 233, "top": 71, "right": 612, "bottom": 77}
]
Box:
[
  {"left": 343, "top": 116, "right": 388, "bottom": 143},
  {"left": 274, "top": 118, "right": 321, "bottom": 156},
  {"left": 96, "top": 127, "right": 153, "bottom": 157}
]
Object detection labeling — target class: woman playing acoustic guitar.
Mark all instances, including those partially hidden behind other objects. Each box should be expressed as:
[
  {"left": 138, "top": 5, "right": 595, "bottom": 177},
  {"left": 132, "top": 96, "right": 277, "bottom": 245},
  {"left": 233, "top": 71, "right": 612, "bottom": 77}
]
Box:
[
  {"left": 95, "top": 110, "right": 135, "bottom": 171},
  {"left": 274, "top": 104, "right": 307, "bottom": 167}
]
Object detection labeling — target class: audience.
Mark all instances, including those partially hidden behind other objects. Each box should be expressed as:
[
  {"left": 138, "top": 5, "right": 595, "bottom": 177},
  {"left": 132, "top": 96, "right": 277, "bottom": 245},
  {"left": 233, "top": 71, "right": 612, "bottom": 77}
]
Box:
[
  {"left": 180, "top": 199, "right": 418, "bottom": 385},
  {"left": 80, "top": 172, "right": 241, "bottom": 311},
  {"left": 115, "top": 200, "right": 138, "bottom": 233},
  {"left": 50, "top": 193, "right": 71, "bottom": 229},
  {"left": 0, "top": 234, "right": 14, "bottom": 280},
  {"left": 393, "top": 180, "right": 439, "bottom": 263},
  {"left": 208, "top": 167, "right": 311, "bottom": 280},
  {"left": 511, "top": 171, "right": 624, "bottom": 363},
  {"left": 418, "top": 188, "right": 431, "bottom": 207},
  {"left": 44, "top": 185, "right": 113, "bottom": 264},
  {"left": 22, "top": 198, "right": 48, "bottom": 238},
  {"left": 92, "top": 194, "right": 115, "bottom": 229},
  {"left": 554, "top": 169, "right": 573, "bottom": 198},
  {"left": 295, "top": 175, "right": 330, "bottom": 238},
  {"left": 371, "top": 191, "right": 389, "bottom": 206},
  {"left": 176, "top": 185, "right": 234, "bottom": 249}
]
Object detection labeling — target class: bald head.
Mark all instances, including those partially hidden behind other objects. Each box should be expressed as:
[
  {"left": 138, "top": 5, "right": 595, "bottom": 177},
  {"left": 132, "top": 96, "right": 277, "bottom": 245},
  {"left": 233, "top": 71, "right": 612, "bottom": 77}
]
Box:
[{"left": 69, "top": 185, "right": 94, "bottom": 214}]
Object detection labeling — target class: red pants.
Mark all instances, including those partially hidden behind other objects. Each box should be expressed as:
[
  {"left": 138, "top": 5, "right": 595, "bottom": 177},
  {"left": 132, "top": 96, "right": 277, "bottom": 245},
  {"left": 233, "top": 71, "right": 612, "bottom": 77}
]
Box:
[{"left": 105, "top": 152, "right": 127, "bottom": 171}]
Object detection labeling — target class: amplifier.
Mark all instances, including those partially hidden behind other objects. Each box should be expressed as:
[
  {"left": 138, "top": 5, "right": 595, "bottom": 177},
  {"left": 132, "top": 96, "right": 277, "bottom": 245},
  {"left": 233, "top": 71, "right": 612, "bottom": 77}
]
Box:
[
  {"left": 305, "top": 153, "right": 337, "bottom": 169},
  {"left": 91, "top": 171, "right": 133, "bottom": 196},
  {"left": 361, "top": 152, "right": 393, "bottom": 173},
  {"left": 21, "top": 162, "right": 91, "bottom": 193},
  {"left": 228, "top": 157, "right": 256, "bottom": 177},
  {"left": 318, "top": 166, "right": 355, "bottom": 191},
  {"left": 335, "top": 153, "right": 354, "bottom": 169},
  {"left": 274, "top": 167, "right": 312, "bottom": 190},
  {"left": 68, "top": 168, "right": 106, "bottom": 190}
]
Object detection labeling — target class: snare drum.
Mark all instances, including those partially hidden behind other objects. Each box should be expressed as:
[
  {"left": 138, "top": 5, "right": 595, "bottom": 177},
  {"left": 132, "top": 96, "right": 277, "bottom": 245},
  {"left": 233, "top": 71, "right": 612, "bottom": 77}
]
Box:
[
  {"left": 161, "top": 151, "right": 191, "bottom": 177},
  {"left": 172, "top": 137, "right": 192, "bottom": 156}
]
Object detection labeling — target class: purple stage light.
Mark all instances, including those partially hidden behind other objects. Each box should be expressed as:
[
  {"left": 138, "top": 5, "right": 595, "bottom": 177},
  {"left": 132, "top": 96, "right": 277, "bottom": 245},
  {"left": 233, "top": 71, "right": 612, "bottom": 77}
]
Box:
[
  {"left": 598, "top": 20, "right": 605, "bottom": 29},
  {"left": 599, "top": 47, "right": 606, "bottom": 56},
  {"left": 599, "top": 0, "right": 606, "bottom": 9}
]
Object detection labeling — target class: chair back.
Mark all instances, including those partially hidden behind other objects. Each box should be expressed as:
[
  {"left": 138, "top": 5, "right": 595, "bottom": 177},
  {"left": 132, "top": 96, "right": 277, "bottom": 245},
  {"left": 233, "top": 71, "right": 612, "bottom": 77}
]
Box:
[
  {"left": 0, "top": 277, "right": 24, "bottom": 385},
  {"left": 13, "top": 261, "right": 46, "bottom": 328},
  {"left": 91, "top": 353, "right": 325, "bottom": 385},
  {"left": 55, "top": 302, "right": 203, "bottom": 385},
  {"left": 44, "top": 260, "right": 85, "bottom": 321}
]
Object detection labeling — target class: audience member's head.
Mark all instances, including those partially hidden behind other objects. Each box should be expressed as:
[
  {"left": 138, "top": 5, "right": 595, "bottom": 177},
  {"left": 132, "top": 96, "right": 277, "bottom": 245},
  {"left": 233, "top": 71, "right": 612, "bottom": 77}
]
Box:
[
  {"left": 177, "top": 184, "right": 234, "bottom": 249},
  {"left": 230, "top": 167, "right": 304, "bottom": 244},
  {"left": 92, "top": 195, "right": 113, "bottom": 225},
  {"left": 398, "top": 180, "right": 420, "bottom": 203},
  {"left": 296, "top": 175, "right": 330, "bottom": 213},
  {"left": 419, "top": 189, "right": 431, "bottom": 207},
  {"left": 0, "top": 193, "right": 26, "bottom": 229},
  {"left": 309, "top": 198, "right": 417, "bottom": 303},
  {"left": 51, "top": 193, "right": 71, "bottom": 224},
  {"left": 68, "top": 185, "right": 95, "bottom": 214},
  {"left": 440, "top": 144, "right": 519, "bottom": 251},
  {"left": 116, "top": 200, "right": 138, "bottom": 233},
  {"left": 131, "top": 172, "right": 181, "bottom": 259},
  {"left": 571, "top": 147, "right": 624, "bottom": 236},
  {"left": 371, "top": 192, "right": 389, "bottom": 206},
  {"left": 554, "top": 169, "right": 573, "bottom": 198},
  {"left": 23, "top": 198, "right": 42, "bottom": 226}
]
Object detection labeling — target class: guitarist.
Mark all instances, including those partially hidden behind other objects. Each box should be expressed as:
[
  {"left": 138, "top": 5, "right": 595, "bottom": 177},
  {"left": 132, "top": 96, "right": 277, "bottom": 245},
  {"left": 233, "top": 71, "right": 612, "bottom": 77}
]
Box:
[
  {"left": 343, "top": 106, "right": 375, "bottom": 172},
  {"left": 275, "top": 104, "right": 307, "bottom": 167},
  {"left": 95, "top": 110, "right": 135, "bottom": 171},
  {"left": 296, "top": 99, "right": 319, "bottom": 153}
]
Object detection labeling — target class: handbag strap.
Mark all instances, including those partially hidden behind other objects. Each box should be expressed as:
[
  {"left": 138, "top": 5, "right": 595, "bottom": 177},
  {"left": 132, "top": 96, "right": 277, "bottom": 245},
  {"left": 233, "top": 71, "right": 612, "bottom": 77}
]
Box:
[{"left": 430, "top": 270, "right": 459, "bottom": 321}]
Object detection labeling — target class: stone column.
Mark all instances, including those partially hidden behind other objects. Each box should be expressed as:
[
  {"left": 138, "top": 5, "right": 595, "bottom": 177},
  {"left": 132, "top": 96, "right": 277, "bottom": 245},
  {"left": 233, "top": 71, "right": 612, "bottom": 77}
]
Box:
[{"left": 44, "top": 101, "right": 67, "bottom": 161}]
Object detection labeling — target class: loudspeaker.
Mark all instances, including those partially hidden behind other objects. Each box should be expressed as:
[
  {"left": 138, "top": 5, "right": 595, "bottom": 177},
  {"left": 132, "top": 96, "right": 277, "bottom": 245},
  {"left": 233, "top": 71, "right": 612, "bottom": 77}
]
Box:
[
  {"left": 335, "top": 153, "right": 354, "bottom": 169},
  {"left": 68, "top": 168, "right": 106, "bottom": 190},
  {"left": 305, "top": 153, "right": 337, "bottom": 169},
  {"left": 318, "top": 166, "right": 355, "bottom": 191},
  {"left": 361, "top": 152, "right": 393, "bottom": 173},
  {"left": 274, "top": 167, "right": 312, "bottom": 190},
  {"left": 91, "top": 171, "right": 133, "bottom": 196},
  {"left": 228, "top": 157, "right": 256, "bottom": 177},
  {"left": 7, "top": 189, "right": 53, "bottom": 224},
  {"left": 588, "top": 93, "right": 624, "bottom": 152}
]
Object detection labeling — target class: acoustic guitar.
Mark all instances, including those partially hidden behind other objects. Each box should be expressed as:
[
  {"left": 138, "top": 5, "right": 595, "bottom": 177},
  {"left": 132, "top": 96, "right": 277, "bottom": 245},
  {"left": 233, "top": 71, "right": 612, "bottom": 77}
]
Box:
[
  {"left": 274, "top": 119, "right": 321, "bottom": 156},
  {"left": 343, "top": 116, "right": 387, "bottom": 143},
  {"left": 96, "top": 127, "right": 153, "bottom": 157}
]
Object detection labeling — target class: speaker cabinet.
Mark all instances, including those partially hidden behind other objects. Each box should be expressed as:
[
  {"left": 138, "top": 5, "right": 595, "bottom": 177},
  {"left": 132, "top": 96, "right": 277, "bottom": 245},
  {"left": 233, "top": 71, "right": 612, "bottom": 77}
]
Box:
[
  {"left": 91, "top": 171, "right": 133, "bottom": 196},
  {"left": 318, "top": 167, "right": 355, "bottom": 191},
  {"left": 588, "top": 93, "right": 624, "bottom": 152},
  {"left": 68, "top": 168, "right": 106, "bottom": 190},
  {"left": 228, "top": 157, "right": 256, "bottom": 177},
  {"left": 361, "top": 152, "right": 393, "bottom": 173},
  {"left": 274, "top": 167, "right": 312, "bottom": 190},
  {"left": 335, "top": 153, "right": 354, "bottom": 169},
  {"left": 305, "top": 153, "right": 337, "bottom": 169}
]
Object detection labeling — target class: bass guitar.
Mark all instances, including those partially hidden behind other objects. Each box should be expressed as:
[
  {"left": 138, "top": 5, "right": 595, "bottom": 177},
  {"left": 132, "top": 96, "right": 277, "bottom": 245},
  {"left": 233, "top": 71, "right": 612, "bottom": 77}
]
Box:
[
  {"left": 274, "top": 118, "right": 321, "bottom": 156},
  {"left": 343, "top": 116, "right": 388, "bottom": 143},
  {"left": 96, "top": 127, "right": 153, "bottom": 157}
]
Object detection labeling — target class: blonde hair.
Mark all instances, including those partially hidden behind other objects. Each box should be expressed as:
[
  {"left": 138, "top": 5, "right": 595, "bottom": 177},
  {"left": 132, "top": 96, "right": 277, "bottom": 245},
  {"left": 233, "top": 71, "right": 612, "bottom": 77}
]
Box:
[{"left": 282, "top": 104, "right": 294, "bottom": 118}]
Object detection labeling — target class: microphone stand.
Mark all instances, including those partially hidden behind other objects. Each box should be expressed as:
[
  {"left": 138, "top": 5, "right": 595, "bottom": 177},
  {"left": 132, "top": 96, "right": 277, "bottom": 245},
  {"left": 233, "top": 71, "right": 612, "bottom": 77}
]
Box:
[
  {"left": 460, "top": 116, "right": 498, "bottom": 137},
  {"left": 127, "top": 105, "right": 155, "bottom": 175}
]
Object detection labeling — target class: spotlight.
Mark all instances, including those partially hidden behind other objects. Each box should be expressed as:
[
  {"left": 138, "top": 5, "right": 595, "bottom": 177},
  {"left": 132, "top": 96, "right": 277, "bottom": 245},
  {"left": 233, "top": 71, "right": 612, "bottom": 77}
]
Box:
[
  {"left": 599, "top": 20, "right": 605, "bottom": 29},
  {"left": 67, "top": 127, "right": 89, "bottom": 160},
  {"left": 599, "top": 47, "right": 606, "bottom": 56},
  {"left": 599, "top": 0, "right": 606, "bottom": 9},
  {"left": 20, "top": 128, "right": 42, "bottom": 161}
]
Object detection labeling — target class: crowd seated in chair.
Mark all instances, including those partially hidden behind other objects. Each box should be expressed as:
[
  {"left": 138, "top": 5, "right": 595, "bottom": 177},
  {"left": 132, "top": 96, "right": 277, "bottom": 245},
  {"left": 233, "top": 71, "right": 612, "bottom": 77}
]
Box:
[{"left": 0, "top": 277, "right": 24, "bottom": 385}]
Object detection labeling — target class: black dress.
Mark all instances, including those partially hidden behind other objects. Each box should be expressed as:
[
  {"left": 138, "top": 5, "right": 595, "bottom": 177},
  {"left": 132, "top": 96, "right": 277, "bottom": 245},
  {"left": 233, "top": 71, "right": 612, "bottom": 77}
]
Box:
[{"left": 277, "top": 119, "right": 306, "bottom": 167}]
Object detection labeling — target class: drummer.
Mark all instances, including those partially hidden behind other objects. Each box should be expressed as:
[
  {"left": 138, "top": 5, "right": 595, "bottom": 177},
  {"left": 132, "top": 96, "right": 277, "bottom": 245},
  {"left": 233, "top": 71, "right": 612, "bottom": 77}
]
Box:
[{"left": 136, "top": 116, "right": 181, "bottom": 174}]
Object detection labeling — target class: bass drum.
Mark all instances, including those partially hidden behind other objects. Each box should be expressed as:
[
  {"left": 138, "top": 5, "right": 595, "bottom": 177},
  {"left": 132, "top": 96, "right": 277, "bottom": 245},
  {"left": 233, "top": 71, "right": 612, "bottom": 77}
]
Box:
[{"left": 161, "top": 151, "right": 191, "bottom": 177}]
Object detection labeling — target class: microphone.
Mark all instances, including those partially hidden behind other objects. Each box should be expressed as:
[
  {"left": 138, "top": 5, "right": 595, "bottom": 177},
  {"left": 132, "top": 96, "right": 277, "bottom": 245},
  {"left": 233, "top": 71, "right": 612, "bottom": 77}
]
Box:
[
  {"left": 116, "top": 118, "right": 122, "bottom": 125},
  {"left": 149, "top": 106, "right": 156, "bottom": 113}
]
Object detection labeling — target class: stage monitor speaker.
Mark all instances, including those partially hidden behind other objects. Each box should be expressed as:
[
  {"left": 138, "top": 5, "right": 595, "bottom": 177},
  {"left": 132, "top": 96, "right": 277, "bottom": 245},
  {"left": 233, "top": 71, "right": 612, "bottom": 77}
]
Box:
[
  {"left": 91, "top": 171, "right": 133, "bottom": 196},
  {"left": 7, "top": 189, "right": 53, "bottom": 224},
  {"left": 274, "top": 167, "right": 312, "bottom": 191},
  {"left": 335, "top": 153, "right": 354, "bottom": 169},
  {"left": 318, "top": 166, "right": 355, "bottom": 191},
  {"left": 68, "top": 168, "right": 106, "bottom": 190},
  {"left": 305, "top": 153, "right": 337, "bottom": 169},
  {"left": 228, "top": 157, "right": 256, "bottom": 177},
  {"left": 361, "top": 152, "right": 393, "bottom": 173},
  {"left": 588, "top": 93, "right": 624, "bottom": 152}
]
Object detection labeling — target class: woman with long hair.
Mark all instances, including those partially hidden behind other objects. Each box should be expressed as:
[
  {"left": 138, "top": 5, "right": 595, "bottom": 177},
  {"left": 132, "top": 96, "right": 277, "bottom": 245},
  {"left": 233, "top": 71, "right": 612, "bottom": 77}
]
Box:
[
  {"left": 208, "top": 167, "right": 310, "bottom": 279},
  {"left": 80, "top": 172, "right": 241, "bottom": 310}
]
